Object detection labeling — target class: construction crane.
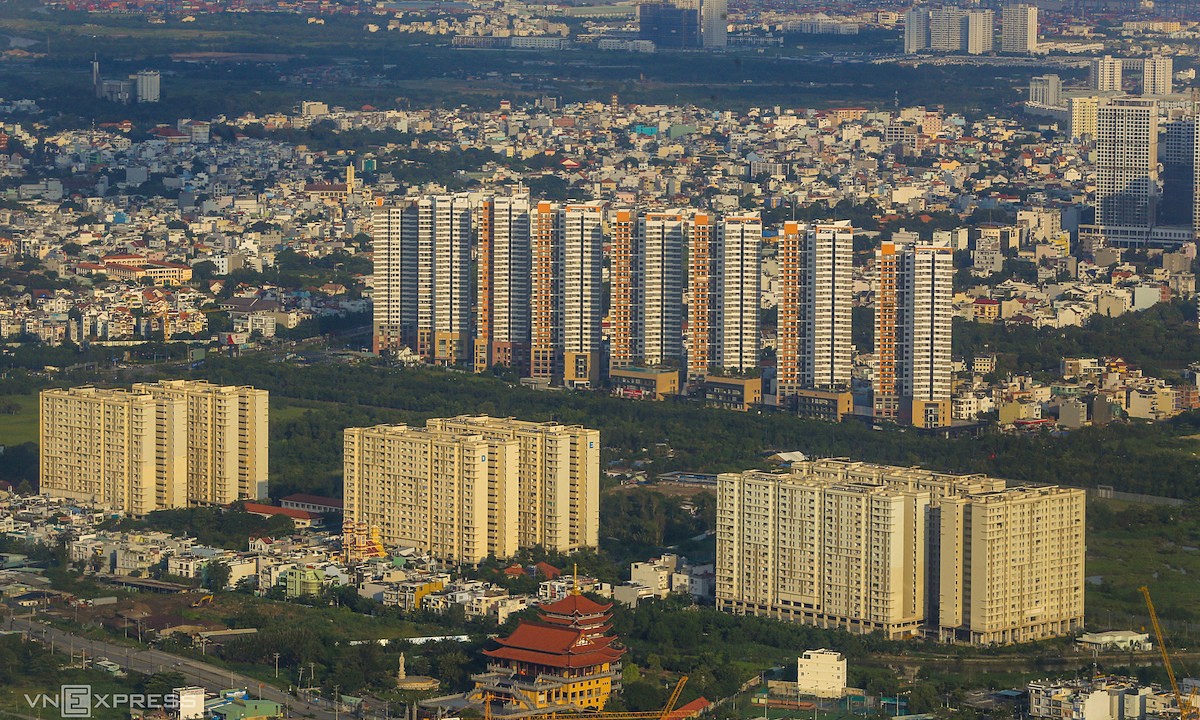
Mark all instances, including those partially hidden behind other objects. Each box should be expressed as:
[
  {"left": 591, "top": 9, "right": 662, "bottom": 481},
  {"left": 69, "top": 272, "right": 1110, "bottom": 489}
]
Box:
[
  {"left": 483, "top": 676, "right": 688, "bottom": 720},
  {"left": 1139, "top": 586, "right": 1197, "bottom": 720}
]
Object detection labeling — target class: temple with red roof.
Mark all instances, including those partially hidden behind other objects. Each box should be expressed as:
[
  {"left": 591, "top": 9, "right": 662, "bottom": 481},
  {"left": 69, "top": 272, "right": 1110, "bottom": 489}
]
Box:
[{"left": 463, "top": 591, "right": 625, "bottom": 717}]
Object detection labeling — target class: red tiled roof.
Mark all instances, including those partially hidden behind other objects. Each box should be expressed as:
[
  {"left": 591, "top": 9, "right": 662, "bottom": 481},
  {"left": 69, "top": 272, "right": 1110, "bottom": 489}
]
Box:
[
  {"left": 495, "top": 622, "right": 581, "bottom": 653},
  {"left": 533, "top": 561, "right": 561, "bottom": 579},
  {"left": 539, "top": 594, "right": 612, "bottom": 616},
  {"left": 666, "top": 698, "right": 711, "bottom": 720},
  {"left": 483, "top": 645, "right": 623, "bottom": 669}
]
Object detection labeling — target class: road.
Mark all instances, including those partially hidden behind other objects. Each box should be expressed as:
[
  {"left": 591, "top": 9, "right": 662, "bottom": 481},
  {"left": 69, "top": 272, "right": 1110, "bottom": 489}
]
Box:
[{"left": 9, "top": 616, "right": 336, "bottom": 720}]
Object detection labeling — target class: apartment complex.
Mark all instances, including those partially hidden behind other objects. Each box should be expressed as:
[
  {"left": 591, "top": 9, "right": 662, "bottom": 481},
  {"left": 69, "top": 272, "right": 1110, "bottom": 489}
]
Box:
[
  {"left": 1001, "top": 4, "right": 1038, "bottom": 54},
  {"left": 131, "top": 380, "right": 269, "bottom": 504},
  {"left": 1143, "top": 55, "right": 1173, "bottom": 96},
  {"left": 777, "top": 220, "right": 853, "bottom": 402},
  {"left": 874, "top": 240, "right": 954, "bottom": 428},
  {"left": 374, "top": 197, "right": 762, "bottom": 386},
  {"left": 715, "top": 460, "right": 1085, "bottom": 645},
  {"left": 39, "top": 381, "right": 268, "bottom": 514},
  {"left": 1091, "top": 56, "right": 1123, "bottom": 93},
  {"left": 342, "top": 416, "right": 600, "bottom": 563},
  {"left": 371, "top": 195, "right": 473, "bottom": 364}
]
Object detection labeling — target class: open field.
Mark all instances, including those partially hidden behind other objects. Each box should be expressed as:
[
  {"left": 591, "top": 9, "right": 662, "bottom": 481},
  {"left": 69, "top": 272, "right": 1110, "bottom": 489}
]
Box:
[{"left": 0, "top": 393, "right": 38, "bottom": 445}]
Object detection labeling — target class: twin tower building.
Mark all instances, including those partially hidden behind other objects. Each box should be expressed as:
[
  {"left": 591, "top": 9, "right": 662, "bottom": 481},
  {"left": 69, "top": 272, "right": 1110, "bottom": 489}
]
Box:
[{"left": 372, "top": 194, "right": 954, "bottom": 427}]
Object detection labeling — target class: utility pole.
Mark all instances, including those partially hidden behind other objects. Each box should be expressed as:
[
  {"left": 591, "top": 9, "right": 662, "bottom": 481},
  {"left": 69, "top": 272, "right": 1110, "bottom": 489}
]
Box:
[{"left": 274, "top": 652, "right": 281, "bottom": 678}]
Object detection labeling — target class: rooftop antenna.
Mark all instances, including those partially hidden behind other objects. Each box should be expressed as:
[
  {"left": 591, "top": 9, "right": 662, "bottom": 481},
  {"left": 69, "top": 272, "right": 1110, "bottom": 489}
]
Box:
[{"left": 894, "top": 90, "right": 900, "bottom": 109}]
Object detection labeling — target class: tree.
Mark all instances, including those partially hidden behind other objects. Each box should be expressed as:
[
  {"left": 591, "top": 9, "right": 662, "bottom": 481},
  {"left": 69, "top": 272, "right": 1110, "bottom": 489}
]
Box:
[
  {"left": 192, "top": 261, "right": 219, "bottom": 280},
  {"left": 204, "top": 560, "right": 231, "bottom": 591}
]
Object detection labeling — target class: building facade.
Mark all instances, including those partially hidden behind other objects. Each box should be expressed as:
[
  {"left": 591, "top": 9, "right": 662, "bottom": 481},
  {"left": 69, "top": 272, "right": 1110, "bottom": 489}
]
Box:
[
  {"left": 873, "top": 240, "right": 953, "bottom": 428},
  {"left": 777, "top": 221, "right": 853, "bottom": 403},
  {"left": 1001, "top": 4, "right": 1037, "bottom": 53},
  {"left": 716, "top": 460, "right": 1085, "bottom": 645},
  {"left": 40, "top": 381, "right": 268, "bottom": 514},
  {"left": 343, "top": 417, "right": 600, "bottom": 562}
]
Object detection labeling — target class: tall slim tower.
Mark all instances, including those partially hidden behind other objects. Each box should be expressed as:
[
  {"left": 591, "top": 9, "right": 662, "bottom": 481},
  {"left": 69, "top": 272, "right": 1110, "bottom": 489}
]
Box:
[
  {"left": 410, "top": 195, "right": 474, "bottom": 365},
  {"left": 1095, "top": 97, "right": 1159, "bottom": 229},
  {"left": 561, "top": 202, "right": 606, "bottom": 388},
  {"left": 716, "top": 214, "right": 762, "bottom": 375},
  {"left": 1091, "top": 55, "right": 1123, "bottom": 92},
  {"left": 964, "top": 10, "right": 994, "bottom": 55},
  {"left": 898, "top": 244, "right": 954, "bottom": 429},
  {"left": 874, "top": 240, "right": 953, "bottom": 428},
  {"left": 904, "top": 8, "right": 931, "bottom": 54},
  {"left": 687, "top": 213, "right": 717, "bottom": 380},
  {"left": 639, "top": 211, "right": 686, "bottom": 367},
  {"left": 475, "top": 195, "right": 532, "bottom": 374},
  {"left": 609, "top": 209, "right": 638, "bottom": 369},
  {"left": 778, "top": 221, "right": 853, "bottom": 402},
  {"left": 1001, "top": 4, "right": 1037, "bottom": 54},
  {"left": 701, "top": 0, "right": 727, "bottom": 48},
  {"left": 531, "top": 201, "right": 561, "bottom": 382},
  {"left": 372, "top": 206, "right": 407, "bottom": 354},
  {"left": 1143, "top": 55, "right": 1173, "bottom": 96}
]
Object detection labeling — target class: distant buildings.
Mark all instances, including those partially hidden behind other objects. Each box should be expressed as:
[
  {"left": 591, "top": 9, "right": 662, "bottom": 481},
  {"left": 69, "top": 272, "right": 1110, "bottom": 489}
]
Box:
[
  {"left": 1001, "top": 4, "right": 1038, "bottom": 54},
  {"left": 342, "top": 416, "right": 600, "bottom": 563},
  {"left": 1142, "top": 55, "right": 1172, "bottom": 96},
  {"left": 39, "top": 381, "right": 268, "bottom": 515},
  {"left": 874, "top": 240, "right": 954, "bottom": 428},
  {"left": 1091, "top": 56, "right": 1123, "bottom": 92},
  {"left": 716, "top": 460, "right": 1086, "bottom": 645},
  {"left": 91, "top": 60, "right": 161, "bottom": 104},
  {"left": 776, "top": 221, "right": 853, "bottom": 403}
]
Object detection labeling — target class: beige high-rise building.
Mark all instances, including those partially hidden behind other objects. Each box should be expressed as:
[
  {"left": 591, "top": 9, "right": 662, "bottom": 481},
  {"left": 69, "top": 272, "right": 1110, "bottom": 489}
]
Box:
[
  {"left": 1142, "top": 55, "right": 1173, "bottom": 97},
  {"left": 40, "top": 381, "right": 268, "bottom": 514},
  {"left": 133, "top": 380, "right": 268, "bottom": 504},
  {"left": 935, "top": 486, "right": 1086, "bottom": 644},
  {"left": 1001, "top": 4, "right": 1037, "bottom": 54},
  {"left": 40, "top": 387, "right": 184, "bottom": 516},
  {"left": 343, "top": 416, "right": 600, "bottom": 562},
  {"left": 716, "top": 460, "right": 1085, "bottom": 645},
  {"left": 344, "top": 424, "right": 511, "bottom": 564}
]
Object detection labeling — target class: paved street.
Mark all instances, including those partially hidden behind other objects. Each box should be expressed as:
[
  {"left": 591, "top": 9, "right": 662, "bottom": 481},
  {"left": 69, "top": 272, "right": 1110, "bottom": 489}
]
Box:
[{"left": 9, "top": 615, "right": 337, "bottom": 720}]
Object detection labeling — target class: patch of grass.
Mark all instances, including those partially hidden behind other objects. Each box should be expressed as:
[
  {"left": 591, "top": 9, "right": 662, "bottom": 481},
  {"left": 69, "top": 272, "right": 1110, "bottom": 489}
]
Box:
[
  {"left": 0, "top": 393, "right": 38, "bottom": 445},
  {"left": 1084, "top": 499, "right": 1200, "bottom": 633}
]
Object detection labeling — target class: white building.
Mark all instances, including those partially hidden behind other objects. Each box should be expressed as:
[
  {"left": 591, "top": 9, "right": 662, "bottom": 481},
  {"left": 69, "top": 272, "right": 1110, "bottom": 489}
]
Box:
[
  {"left": 904, "top": 8, "right": 930, "bottom": 53},
  {"left": 638, "top": 211, "right": 686, "bottom": 367},
  {"left": 716, "top": 214, "right": 762, "bottom": 374},
  {"left": 701, "top": 0, "right": 727, "bottom": 48},
  {"left": 1029, "top": 75, "right": 1063, "bottom": 107},
  {"left": 1094, "top": 97, "right": 1158, "bottom": 229},
  {"left": 965, "top": 11, "right": 994, "bottom": 55},
  {"left": 778, "top": 220, "right": 853, "bottom": 399},
  {"left": 1143, "top": 55, "right": 1173, "bottom": 96},
  {"left": 1001, "top": 4, "right": 1038, "bottom": 53},
  {"left": 796, "top": 649, "right": 847, "bottom": 699},
  {"left": 560, "top": 202, "right": 606, "bottom": 388},
  {"left": 1092, "top": 56, "right": 1123, "bottom": 92},
  {"left": 134, "top": 70, "right": 160, "bottom": 103}
]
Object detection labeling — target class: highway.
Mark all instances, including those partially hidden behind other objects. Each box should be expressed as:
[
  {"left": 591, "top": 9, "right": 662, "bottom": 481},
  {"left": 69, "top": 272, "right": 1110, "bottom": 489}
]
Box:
[{"left": 9, "top": 615, "right": 337, "bottom": 720}]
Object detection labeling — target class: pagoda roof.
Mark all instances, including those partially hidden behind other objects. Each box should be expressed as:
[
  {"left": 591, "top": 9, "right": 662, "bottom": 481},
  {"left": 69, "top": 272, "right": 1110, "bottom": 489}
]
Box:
[
  {"left": 484, "top": 644, "right": 624, "bottom": 669},
  {"left": 538, "top": 594, "right": 613, "bottom": 617}
]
